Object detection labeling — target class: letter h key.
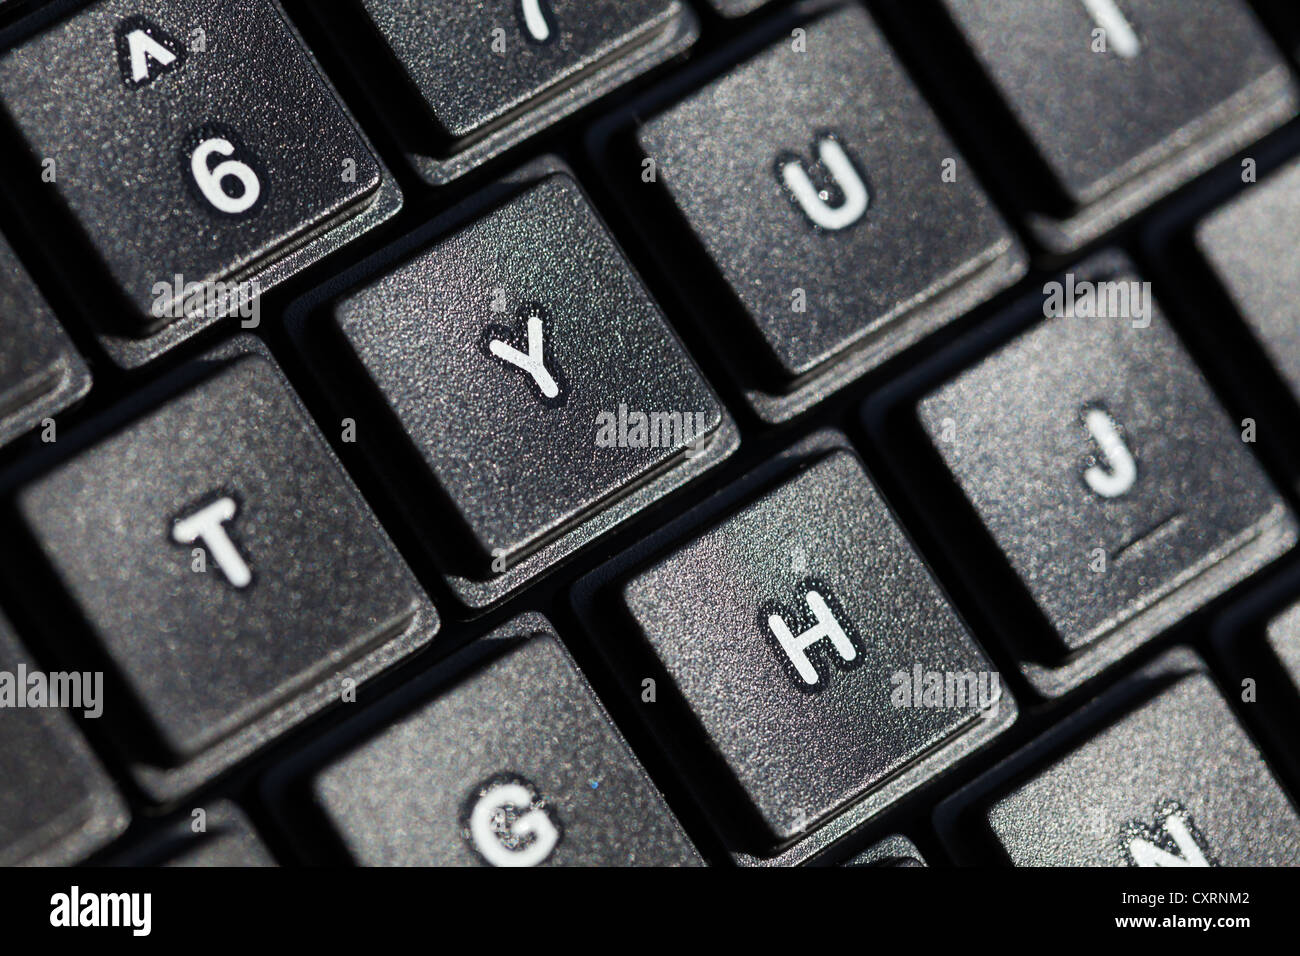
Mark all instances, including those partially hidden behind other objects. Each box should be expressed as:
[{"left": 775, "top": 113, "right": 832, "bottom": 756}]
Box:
[{"left": 619, "top": 444, "right": 1014, "bottom": 847}]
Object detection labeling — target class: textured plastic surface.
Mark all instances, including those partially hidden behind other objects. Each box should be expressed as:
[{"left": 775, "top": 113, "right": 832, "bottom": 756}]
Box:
[
  {"left": 363, "top": 0, "right": 678, "bottom": 140},
  {"left": 622, "top": 444, "right": 1014, "bottom": 843},
  {"left": 358, "top": 0, "right": 697, "bottom": 183},
  {"left": 1266, "top": 601, "right": 1300, "bottom": 695},
  {"left": 639, "top": 4, "right": 1024, "bottom": 420},
  {"left": 328, "top": 167, "right": 735, "bottom": 607},
  {"left": 941, "top": 649, "right": 1300, "bottom": 866},
  {"left": 703, "top": 0, "right": 775, "bottom": 18},
  {"left": 0, "top": 228, "right": 89, "bottom": 448},
  {"left": 940, "top": 0, "right": 1298, "bottom": 249},
  {"left": 920, "top": 254, "right": 1296, "bottom": 695},
  {"left": 0, "top": 613, "right": 128, "bottom": 866},
  {"left": 843, "top": 834, "right": 927, "bottom": 868},
  {"left": 1197, "top": 157, "right": 1300, "bottom": 404},
  {"left": 0, "top": 0, "right": 400, "bottom": 366},
  {"left": 18, "top": 342, "right": 438, "bottom": 800},
  {"left": 311, "top": 617, "right": 701, "bottom": 866}
]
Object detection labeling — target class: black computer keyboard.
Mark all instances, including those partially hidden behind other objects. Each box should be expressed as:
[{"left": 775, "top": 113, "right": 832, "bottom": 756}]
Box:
[{"left": 2, "top": 0, "right": 1300, "bottom": 871}]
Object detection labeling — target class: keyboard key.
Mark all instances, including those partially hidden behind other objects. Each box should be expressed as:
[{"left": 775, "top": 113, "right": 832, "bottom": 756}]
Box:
[
  {"left": 918, "top": 254, "right": 1296, "bottom": 696},
  {"left": 17, "top": 343, "right": 438, "bottom": 799},
  {"left": 1209, "top": 587, "right": 1300, "bottom": 792},
  {"left": 703, "top": 0, "right": 774, "bottom": 17},
  {"left": 1196, "top": 158, "right": 1300, "bottom": 402},
  {"left": 619, "top": 438, "right": 1014, "bottom": 848},
  {"left": 0, "top": 0, "right": 400, "bottom": 366},
  {"left": 636, "top": 4, "right": 1025, "bottom": 422},
  {"left": 938, "top": 650, "right": 1300, "bottom": 865},
  {"left": 844, "top": 835, "right": 927, "bottom": 868},
  {"left": 355, "top": 0, "right": 696, "bottom": 182},
  {"left": 324, "top": 169, "right": 734, "bottom": 607},
  {"left": 936, "top": 0, "right": 1298, "bottom": 249},
  {"left": 1266, "top": 600, "right": 1300, "bottom": 696},
  {"left": 309, "top": 617, "right": 701, "bottom": 866},
  {"left": 0, "top": 230, "right": 90, "bottom": 448},
  {"left": 113, "top": 802, "right": 275, "bottom": 866},
  {"left": 0, "top": 613, "right": 128, "bottom": 865}
]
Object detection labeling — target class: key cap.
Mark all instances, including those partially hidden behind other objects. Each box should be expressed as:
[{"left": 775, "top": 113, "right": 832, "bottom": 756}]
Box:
[
  {"left": 325, "top": 169, "right": 734, "bottom": 607},
  {"left": 16, "top": 343, "right": 438, "bottom": 799},
  {"left": 1210, "top": 589, "right": 1300, "bottom": 790},
  {"left": 0, "top": 0, "right": 399, "bottom": 366},
  {"left": 703, "top": 0, "right": 774, "bottom": 17},
  {"left": 636, "top": 4, "right": 1024, "bottom": 422},
  {"left": 935, "top": 0, "right": 1298, "bottom": 249},
  {"left": 1266, "top": 600, "right": 1300, "bottom": 696},
  {"left": 113, "top": 802, "right": 275, "bottom": 866},
  {"left": 308, "top": 617, "right": 701, "bottom": 866},
  {"left": 0, "top": 229, "right": 90, "bottom": 448},
  {"left": 0, "top": 612, "right": 128, "bottom": 865},
  {"left": 844, "top": 835, "right": 927, "bottom": 868},
  {"left": 939, "top": 649, "right": 1300, "bottom": 866},
  {"left": 918, "top": 253, "right": 1296, "bottom": 696},
  {"left": 353, "top": 0, "right": 696, "bottom": 182},
  {"left": 619, "top": 438, "right": 1014, "bottom": 847},
  {"left": 1196, "top": 158, "right": 1300, "bottom": 403}
]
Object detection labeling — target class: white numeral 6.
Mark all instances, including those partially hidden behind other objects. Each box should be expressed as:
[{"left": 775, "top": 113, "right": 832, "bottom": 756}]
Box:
[{"left": 189, "top": 136, "right": 261, "bottom": 215}]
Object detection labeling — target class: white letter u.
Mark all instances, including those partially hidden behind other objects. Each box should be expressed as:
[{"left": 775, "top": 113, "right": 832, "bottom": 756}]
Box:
[{"left": 780, "top": 136, "right": 869, "bottom": 231}]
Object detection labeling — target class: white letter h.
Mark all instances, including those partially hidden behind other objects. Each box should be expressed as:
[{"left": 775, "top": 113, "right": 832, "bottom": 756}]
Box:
[{"left": 768, "top": 589, "right": 855, "bottom": 687}]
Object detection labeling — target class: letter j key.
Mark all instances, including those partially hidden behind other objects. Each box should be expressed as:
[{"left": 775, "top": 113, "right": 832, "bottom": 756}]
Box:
[{"left": 918, "top": 255, "right": 1296, "bottom": 696}]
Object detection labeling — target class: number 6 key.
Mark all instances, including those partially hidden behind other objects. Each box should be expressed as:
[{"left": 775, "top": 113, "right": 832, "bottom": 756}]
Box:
[{"left": 0, "top": 0, "right": 402, "bottom": 367}]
